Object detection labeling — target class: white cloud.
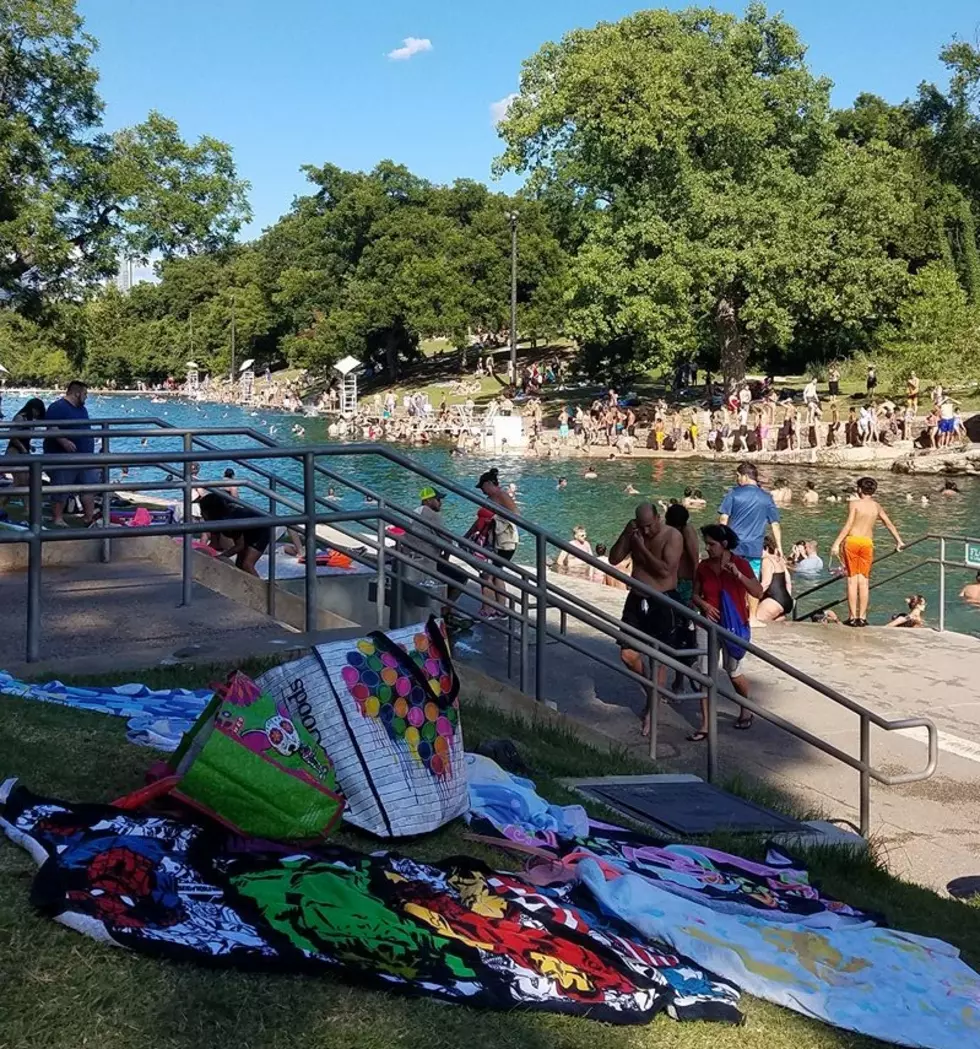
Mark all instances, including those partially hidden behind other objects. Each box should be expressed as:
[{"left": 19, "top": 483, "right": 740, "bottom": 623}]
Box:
[
  {"left": 490, "top": 92, "right": 518, "bottom": 124},
  {"left": 386, "top": 37, "right": 432, "bottom": 61}
]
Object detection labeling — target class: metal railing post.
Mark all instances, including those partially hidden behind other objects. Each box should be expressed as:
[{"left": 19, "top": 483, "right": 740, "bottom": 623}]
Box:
[
  {"left": 266, "top": 476, "right": 277, "bottom": 618},
  {"left": 180, "top": 434, "right": 193, "bottom": 607},
  {"left": 706, "top": 626, "right": 719, "bottom": 783},
  {"left": 376, "top": 504, "right": 386, "bottom": 627},
  {"left": 939, "top": 537, "right": 946, "bottom": 632},
  {"left": 859, "top": 716, "right": 871, "bottom": 837},
  {"left": 26, "top": 461, "right": 43, "bottom": 663},
  {"left": 647, "top": 655, "right": 659, "bottom": 761},
  {"left": 303, "top": 452, "right": 317, "bottom": 633},
  {"left": 535, "top": 532, "right": 547, "bottom": 702},
  {"left": 99, "top": 424, "right": 111, "bottom": 563},
  {"left": 519, "top": 583, "right": 529, "bottom": 693}
]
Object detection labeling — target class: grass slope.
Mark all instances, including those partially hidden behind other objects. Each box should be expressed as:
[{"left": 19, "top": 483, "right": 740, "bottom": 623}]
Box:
[{"left": 1, "top": 678, "right": 978, "bottom": 1049}]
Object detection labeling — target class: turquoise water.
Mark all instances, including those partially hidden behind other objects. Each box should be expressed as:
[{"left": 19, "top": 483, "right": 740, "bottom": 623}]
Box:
[{"left": 11, "top": 392, "right": 980, "bottom": 634}]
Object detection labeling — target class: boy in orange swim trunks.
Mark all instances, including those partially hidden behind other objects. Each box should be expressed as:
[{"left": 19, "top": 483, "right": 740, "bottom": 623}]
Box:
[{"left": 830, "top": 476, "right": 904, "bottom": 626}]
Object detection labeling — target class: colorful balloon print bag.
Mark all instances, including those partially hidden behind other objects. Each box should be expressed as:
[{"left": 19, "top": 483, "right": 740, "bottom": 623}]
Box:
[
  {"left": 117, "top": 671, "right": 345, "bottom": 841},
  {"left": 257, "top": 616, "right": 467, "bottom": 838}
]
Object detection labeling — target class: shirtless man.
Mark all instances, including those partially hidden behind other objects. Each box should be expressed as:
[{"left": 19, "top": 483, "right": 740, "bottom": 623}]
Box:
[
  {"left": 830, "top": 476, "right": 904, "bottom": 626},
  {"left": 610, "top": 503, "right": 683, "bottom": 737},
  {"left": 960, "top": 572, "right": 980, "bottom": 605}
]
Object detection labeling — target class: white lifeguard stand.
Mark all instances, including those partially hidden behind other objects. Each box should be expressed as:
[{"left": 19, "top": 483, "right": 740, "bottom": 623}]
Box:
[
  {"left": 239, "top": 358, "right": 255, "bottom": 403},
  {"left": 334, "top": 355, "right": 362, "bottom": 416},
  {"left": 185, "top": 361, "right": 200, "bottom": 394}
]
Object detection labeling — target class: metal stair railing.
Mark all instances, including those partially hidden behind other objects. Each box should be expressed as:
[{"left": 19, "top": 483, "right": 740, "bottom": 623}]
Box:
[
  {"left": 0, "top": 418, "right": 939, "bottom": 834},
  {"left": 793, "top": 533, "right": 980, "bottom": 632}
]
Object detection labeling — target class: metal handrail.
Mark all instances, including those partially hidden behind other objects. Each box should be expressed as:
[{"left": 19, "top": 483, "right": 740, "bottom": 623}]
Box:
[{"left": 0, "top": 420, "right": 941, "bottom": 834}]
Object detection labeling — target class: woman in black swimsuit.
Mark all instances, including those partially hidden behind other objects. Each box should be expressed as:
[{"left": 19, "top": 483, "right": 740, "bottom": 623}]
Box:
[{"left": 756, "top": 535, "right": 794, "bottom": 622}]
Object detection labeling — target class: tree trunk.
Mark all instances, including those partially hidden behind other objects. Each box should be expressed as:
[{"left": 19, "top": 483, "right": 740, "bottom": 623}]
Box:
[
  {"left": 384, "top": 328, "right": 399, "bottom": 380},
  {"left": 714, "top": 297, "right": 746, "bottom": 395}
]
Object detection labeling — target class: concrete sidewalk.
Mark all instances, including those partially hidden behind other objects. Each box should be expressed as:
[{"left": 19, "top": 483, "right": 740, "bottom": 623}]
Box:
[
  {"left": 0, "top": 560, "right": 296, "bottom": 672},
  {"left": 451, "top": 575, "right": 980, "bottom": 893}
]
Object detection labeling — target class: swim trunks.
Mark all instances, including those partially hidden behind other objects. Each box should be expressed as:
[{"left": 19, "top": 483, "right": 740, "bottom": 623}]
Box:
[
  {"left": 747, "top": 557, "right": 762, "bottom": 579},
  {"left": 676, "top": 579, "right": 694, "bottom": 604},
  {"left": 620, "top": 589, "right": 681, "bottom": 650},
  {"left": 938, "top": 418, "right": 955, "bottom": 435},
  {"left": 841, "top": 535, "right": 874, "bottom": 577}
]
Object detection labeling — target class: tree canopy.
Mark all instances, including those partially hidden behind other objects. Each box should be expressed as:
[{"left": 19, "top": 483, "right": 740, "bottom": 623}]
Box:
[
  {"left": 3, "top": 2, "right": 980, "bottom": 390},
  {"left": 0, "top": 0, "right": 250, "bottom": 314}
]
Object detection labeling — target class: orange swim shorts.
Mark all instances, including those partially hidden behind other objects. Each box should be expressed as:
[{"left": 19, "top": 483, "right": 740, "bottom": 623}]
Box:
[{"left": 842, "top": 535, "right": 874, "bottom": 577}]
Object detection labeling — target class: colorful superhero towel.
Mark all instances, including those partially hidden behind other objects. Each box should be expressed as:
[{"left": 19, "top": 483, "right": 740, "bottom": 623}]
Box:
[
  {"left": 0, "top": 782, "right": 742, "bottom": 1026},
  {"left": 0, "top": 670, "right": 209, "bottom": 751},
  {"left": 577, "top": 859, "right": 980, "bottom": 1049},
  {"left": 259, "top": 617, "right": 466, "bottom": 838}
]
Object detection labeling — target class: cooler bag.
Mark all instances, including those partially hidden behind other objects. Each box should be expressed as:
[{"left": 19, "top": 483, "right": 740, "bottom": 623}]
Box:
[{"left": 257, "top": 616, "right": 467, "bottom": 838}]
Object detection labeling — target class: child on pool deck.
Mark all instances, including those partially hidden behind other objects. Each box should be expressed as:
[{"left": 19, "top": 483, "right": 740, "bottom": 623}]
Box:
[{"left": 829, "top": 476, "right": 904, "bottom": 627}]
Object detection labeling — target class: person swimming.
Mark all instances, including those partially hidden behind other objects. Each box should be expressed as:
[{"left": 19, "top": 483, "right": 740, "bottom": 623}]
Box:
[
  {"left": 583, "top": 465, "right": 598, "bottom": 479},
  {"left": 625, "top": 483, "right": 640, "bottom": 495}
]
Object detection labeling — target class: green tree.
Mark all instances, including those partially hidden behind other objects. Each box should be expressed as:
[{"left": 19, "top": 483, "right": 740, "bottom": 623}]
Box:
[
  {"left": 0, "top": 0, "right": 250, "bottom": 314},
  {"left": 496, "top": 4, "right": 920, "bottom": 389}
]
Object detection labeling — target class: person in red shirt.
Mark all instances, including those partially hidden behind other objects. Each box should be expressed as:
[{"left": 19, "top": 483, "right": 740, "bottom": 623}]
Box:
[{"left": 689, "top": 523, "right": 763, "bottom": 741}]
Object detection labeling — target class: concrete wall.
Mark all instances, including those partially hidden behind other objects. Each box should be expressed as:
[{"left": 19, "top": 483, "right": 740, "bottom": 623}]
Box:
[
  {"left": 0, "top": 534, "right": 167, "bottom": 573},
  {"left": 147, "top": 537, "right": 358, "bottom": 633}
]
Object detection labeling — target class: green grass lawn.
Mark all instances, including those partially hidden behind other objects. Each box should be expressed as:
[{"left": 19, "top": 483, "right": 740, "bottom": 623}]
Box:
[{"left": 2, "top": 668, "right": 979, "bottom": 1049}]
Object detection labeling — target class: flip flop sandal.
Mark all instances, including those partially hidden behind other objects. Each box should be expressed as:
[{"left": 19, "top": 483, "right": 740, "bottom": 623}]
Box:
[
  {"left": 686, "top": 730, "right": 708, "bottom": 742},
  {"left": 733, "top": 716, "right": 753, "bottom": 731}
]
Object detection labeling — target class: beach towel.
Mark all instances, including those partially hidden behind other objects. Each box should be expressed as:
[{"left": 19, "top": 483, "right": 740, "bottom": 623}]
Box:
[
  {"left": 577, "top": 858, "right": 980, "bottom": 1049},
  {"left": 0, "top": 671, "right": 210, "bottom": 751},
  {"left": 0, "top": 781, "right": 741, "bottom": 1025},
  {"left": 258, "top": 617, "right": 467, "bottom": 838}
]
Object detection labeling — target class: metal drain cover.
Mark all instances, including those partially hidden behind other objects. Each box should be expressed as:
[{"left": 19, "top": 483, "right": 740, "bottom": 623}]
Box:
[{"left": 581, "top": 780, "right": 806, "bottom": 835}]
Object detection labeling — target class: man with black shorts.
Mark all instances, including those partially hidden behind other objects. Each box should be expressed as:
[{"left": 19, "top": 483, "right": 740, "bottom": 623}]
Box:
[
  {"left": 198, "top": 492, "right": 271, "bottom": 576},
  {"left": 610, "top": 502, "right": 683, "bottom": 737}
]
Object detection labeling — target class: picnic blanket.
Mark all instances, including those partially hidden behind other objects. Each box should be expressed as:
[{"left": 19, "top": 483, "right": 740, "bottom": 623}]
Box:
[
  {"left": 0, "top": 671, "right": 209, "bottom": 751},
  {"left": 0, "top": 781, "right": 742, "bottom": 1026}
]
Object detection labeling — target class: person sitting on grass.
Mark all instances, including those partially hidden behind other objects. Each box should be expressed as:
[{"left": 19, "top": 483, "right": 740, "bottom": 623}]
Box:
[{"left": 198, "top": 492, "right": 271, "bottom": 577}]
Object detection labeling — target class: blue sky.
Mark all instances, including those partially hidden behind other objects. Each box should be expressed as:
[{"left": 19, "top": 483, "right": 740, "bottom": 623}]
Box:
[{"left": 79, "top": 0, "right": 978, "bottom": 240}]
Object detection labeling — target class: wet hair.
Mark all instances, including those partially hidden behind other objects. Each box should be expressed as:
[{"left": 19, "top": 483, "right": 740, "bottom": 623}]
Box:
[
  {"left": 669, "top": 497, "right": 679, "bottom": 505},
  {"left": 693, "top": 488, "right": 702, "bottom": 498},
  {"left": 701, "top": 523, "right": 739, "bottom": 550},
  {"left": 665, "top": 504, "right": 689, "bottom": 529},
  {"left": 907, "top": 594, "right": 926, "bottom": 610},
  {"left": 558, "top": 476, "right": 567, "bottom": 483},
  {"left": 18, "top": 398, "right": 46, "bottom": 421},
  {"left": 595, "top": 543, "right": 607, "bottom": 556},
  {"left": 683, "top": 486, "right": 693, "bottom": 497},
  {"left": 476, "top": 468, "right": 499, "bottom": 489},
  {"left": 856, "top": 476, "right": 878, "bottom": 496},
  {"left": 223, "top": 468, "right": 235, "bottom": 479},
  {"left": 943, "top": 479, "right": 960, "bottom": 492},
  {"left": 773, "top": 477, "right": 786, "bottom": 488},
  {"left": 806, "top": 480, "right": 816, "bottom": 490},
  {"left": 198, "top": 492, "right": 231, "bottom": 520},
  {"left": 736, "top": 462, "right": 758, "bottom": 481}
]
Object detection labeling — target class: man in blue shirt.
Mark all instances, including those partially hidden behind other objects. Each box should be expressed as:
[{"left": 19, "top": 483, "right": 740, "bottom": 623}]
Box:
[
  {"left": 44, "top": 381, "right": 99, "bottom": 527},
  {"left": 718, "top": 462, "right": 783, "bottom": 579}
]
